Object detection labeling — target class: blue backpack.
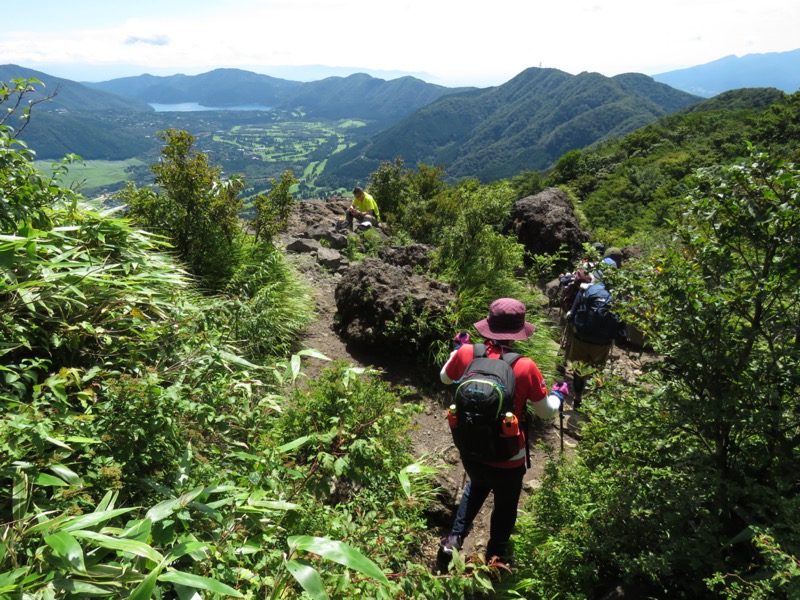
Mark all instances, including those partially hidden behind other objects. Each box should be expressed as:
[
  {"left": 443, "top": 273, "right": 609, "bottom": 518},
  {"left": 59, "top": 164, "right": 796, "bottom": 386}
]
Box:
[{"left": 572, "top": 283, "right": 625, "bottom": 345}]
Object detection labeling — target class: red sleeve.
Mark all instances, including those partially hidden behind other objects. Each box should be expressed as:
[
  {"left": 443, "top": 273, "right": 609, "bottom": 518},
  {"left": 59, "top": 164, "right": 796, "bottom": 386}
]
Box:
[
  {"left": 444, "top": 344, "right": 475, "bottom": 382},
  {"left": 512, "top": 357, "right": 547, "bottom": 413}
]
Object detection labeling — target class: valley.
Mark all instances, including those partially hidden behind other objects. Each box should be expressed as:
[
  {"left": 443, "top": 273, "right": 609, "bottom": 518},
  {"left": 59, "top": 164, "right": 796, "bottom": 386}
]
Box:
[{"left": 33, "top": 109, "right": 370, "bottom": 200}]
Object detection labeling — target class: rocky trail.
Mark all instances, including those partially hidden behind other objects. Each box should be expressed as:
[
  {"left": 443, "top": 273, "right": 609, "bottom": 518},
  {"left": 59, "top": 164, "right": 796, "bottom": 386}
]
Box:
[{"left": 280, "top": 198, "right": 652, "bottom": 571}]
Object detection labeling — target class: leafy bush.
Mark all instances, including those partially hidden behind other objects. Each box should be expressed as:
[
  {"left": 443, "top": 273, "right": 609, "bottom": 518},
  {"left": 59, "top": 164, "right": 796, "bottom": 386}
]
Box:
[
  {"left": 516, "top": 149, "right": 800, "bottom": 598},
  {"left": 121, "top": 129, "right": 246, "bottom": 290},
  {"left": 274, "top": 363, "right": 421, "bottom": 500},
  {"left": 252, "top": 169, "right": 299, "bottom": 245}
]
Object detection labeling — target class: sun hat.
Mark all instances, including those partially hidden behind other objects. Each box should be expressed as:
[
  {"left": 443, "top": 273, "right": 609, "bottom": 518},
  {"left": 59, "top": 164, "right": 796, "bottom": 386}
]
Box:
[{"left": 473, "top": 298, "right": 535, "bottom": 341}]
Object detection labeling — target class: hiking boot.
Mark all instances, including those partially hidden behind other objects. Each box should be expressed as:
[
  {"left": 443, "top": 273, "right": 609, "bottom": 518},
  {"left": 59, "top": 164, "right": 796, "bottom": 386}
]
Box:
[
  {"left": 440, "top": 534, "right": 462, "bottom": 554},
  {"left": 436, "top": 534, "right": 463, "bottom": 572}
]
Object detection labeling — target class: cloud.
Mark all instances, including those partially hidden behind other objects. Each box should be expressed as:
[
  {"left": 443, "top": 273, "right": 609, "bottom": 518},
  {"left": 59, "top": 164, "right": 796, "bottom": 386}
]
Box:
[
  {"left": 124, "top": 35, "right": 170, "bottom": 47},
  {"left": 1, "top": 0, "right": 798, "bottom": 87}
]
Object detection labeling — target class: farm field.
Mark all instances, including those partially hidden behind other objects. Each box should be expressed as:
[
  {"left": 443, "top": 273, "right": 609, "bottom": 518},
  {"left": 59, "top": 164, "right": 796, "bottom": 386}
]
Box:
[{"left": 34, "top": 158, "right": 148, "bottom": 199}]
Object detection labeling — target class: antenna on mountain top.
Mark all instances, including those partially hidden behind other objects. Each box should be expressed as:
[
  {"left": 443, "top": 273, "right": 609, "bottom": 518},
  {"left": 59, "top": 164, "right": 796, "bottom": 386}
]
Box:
[{"left": 539, "top": 62, "right": 542, "bottom": 68}]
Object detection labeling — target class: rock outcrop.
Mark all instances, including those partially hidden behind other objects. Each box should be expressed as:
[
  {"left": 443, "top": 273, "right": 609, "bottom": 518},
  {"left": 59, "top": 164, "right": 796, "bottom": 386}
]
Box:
[
  {"left": 512, "top": 187, "right": 589, "bottom": 266},
  {"left": 281, "top": 200, "right": 452, "bottom": 358},
  {"left": 334, "top": 258, "right": 454, "bottom": 357}
]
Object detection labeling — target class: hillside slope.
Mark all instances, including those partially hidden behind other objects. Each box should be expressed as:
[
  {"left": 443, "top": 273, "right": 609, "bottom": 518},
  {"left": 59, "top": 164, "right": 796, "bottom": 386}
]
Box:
[
  {"left": 549, "top": 87, "right": 798, "bottom": 241},
  {"left": 0, "top": 64, "right": 153, "bottom": 113},
  {"left": 318, "top": 68, "right": 702, "bottom": 185}
]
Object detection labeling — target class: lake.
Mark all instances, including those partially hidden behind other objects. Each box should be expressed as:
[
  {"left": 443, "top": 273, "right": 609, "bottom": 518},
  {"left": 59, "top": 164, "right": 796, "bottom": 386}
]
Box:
[{"left": 149, "top": 102, "right": 272, "bottom": 112}]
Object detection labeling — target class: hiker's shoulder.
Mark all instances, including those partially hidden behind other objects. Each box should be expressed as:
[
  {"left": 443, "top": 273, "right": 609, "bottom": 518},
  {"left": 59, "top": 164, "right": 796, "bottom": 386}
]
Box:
[
  {"left": 447, "top": 343, "right": 477, "bottom": 367},
  {"left": 512, "top": 354, "right": 541, "bottom": 374}
]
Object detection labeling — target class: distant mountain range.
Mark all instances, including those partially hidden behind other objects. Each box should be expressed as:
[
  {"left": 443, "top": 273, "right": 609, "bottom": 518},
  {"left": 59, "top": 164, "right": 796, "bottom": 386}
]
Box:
[
  {"left": 0, "top": 64, "right": 472, "bottom": 125},
  {"left": 0, "top": 65, "right": 153, "bottom": 113},
  {"left": 2, "top": 52, "right": 795, "bottom": 188},
  {"left": 653, "top": 48, "right": 800, "bottom": 97},
  {"left": 82, "top": 68, "right": 475, "bottom": 122}
]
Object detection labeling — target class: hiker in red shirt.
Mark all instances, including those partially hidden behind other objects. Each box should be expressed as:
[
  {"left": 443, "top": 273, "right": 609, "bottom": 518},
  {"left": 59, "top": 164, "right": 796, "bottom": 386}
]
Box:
[{"left": 438, "top": 298, "right": 561, "bottom": 565}]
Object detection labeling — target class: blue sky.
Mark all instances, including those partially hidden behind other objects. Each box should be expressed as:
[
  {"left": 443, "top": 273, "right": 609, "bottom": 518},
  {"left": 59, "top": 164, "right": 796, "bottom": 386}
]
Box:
[{"left": 3, "top": 0, "right": 798, "bottom": 87}]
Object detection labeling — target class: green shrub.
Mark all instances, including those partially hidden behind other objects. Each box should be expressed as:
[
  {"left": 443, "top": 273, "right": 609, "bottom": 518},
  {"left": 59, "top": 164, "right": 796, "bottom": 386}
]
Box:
[
  {"left": 274, "top": 363, "right": 422, "bottom": 501},
  {"left": 516, "top": 149, "right": 800, "bottom": 599},
  {"left": 252, "top": 169, "right": 299, "bottom": 245},
  {"left": 222, "top": 245, "right": 315, "bottom": 360},
  {"left": 121, "top": 129, "right": 246, "bottom": 290}
]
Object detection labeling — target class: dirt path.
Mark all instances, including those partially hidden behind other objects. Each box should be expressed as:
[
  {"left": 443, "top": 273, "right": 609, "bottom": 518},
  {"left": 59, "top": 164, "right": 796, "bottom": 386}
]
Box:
[{"left": 289, "top": 251, "right": 587, "bottom": 569}]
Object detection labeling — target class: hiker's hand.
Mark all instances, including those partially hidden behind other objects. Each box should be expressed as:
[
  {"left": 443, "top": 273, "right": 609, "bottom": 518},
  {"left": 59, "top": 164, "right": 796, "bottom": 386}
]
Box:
[
  {"left": 551, "top": 381, "right": 569, "bottom": 397},
  {"left": 453, "top": 331, "right": 470, "bottom": 348}
]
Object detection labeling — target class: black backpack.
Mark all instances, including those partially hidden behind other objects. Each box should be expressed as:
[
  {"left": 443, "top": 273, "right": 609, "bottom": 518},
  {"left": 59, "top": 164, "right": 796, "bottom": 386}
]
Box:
[
  {"left": 450, "top": 343, "right": 522, "bottom": 462},
  {"left": 572, "top": 283, "right": 624, "bottom": 345}
]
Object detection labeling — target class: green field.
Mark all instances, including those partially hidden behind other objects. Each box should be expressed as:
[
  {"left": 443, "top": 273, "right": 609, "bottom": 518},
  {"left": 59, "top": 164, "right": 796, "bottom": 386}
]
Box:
[
  {"left": 34, "top": 158, "right": 147, "bottom": 197},
  {"left": 33, "top": 115, "right": 368, "bottom": 200}
]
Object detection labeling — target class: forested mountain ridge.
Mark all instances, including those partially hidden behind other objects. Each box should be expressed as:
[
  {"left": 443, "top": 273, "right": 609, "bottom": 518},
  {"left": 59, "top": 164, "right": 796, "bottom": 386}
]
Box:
[
  {"left": 318, "top": 68, "right": 702, "bottom": 185},
  {"left": 81, "top": 68, "right": 303, "bottom": 106},
  {"left": 275, "top": 72, "right": 474, "bottom": 120},
  {"left": 547, "top": 87, "right": 799, "bottom": 244},
  {"left": 83, "top": 68, "right": 474, "bottom": 121}
]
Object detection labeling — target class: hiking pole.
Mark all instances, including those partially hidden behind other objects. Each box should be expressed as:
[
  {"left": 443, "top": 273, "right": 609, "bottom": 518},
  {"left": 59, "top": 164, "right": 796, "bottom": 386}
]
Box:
[{"left": 549, "top": 383, "right": 567, "bottom": 454}]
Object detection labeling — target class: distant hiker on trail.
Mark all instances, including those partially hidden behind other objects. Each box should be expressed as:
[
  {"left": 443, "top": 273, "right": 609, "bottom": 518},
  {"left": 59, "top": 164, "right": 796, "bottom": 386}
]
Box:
[
  {"left": 338, "top": 186, "right": 380, "bottom": 231},
  {"left": 438, "top": 298, "right": 561, "bottom": 567},
  {"left": 552, "top": 242, "right": 606, "bottom": 320},
  {"left": 602, "top": 246, "right": 623, "bottom": 268},
  {"left": 557, "top": 267, "right": 593, "bottom": 320},
  {"left": 564, "top": 272, "right": 626, "bottom": 409}
]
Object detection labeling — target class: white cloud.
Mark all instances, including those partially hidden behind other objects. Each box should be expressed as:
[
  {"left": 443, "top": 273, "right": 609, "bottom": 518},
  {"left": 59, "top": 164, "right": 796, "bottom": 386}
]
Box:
[{"left": 1, "top": 0, "right": 797, "bottom": 86}]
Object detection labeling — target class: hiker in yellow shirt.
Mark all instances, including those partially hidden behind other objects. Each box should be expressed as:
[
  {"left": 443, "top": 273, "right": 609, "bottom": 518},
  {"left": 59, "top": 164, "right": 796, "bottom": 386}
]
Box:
[{"left": 342, "top": 187, "right": 380, "bottom": 231}]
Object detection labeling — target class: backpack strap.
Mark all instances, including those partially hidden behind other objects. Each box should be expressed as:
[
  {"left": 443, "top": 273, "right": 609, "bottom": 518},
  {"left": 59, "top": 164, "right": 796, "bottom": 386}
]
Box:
[
  {"left": 475, "top": 342, "right": 522, "bottom": 366},
  {"left": 500, "top": 351, "right": 521, "bottom": 366},
  {"left": 498, "top": 347, "right": 527, "bottom": 465}
]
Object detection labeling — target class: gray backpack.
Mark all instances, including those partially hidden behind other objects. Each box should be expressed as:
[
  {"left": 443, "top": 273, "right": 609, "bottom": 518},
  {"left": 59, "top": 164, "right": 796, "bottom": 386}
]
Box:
[{"left": 450, "top": 344, "right": 521, "bottom": 462}]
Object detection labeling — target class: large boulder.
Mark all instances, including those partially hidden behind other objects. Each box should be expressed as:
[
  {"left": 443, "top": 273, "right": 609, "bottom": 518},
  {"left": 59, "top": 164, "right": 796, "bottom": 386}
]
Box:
[
  {"left": 512, "top": 187, "right": 589, "bottom": 265},
  {"left": 334, "top": 257, "right": 454, "bottom": 358},
  {"left": 378, "top": 243, "right": 434, "bottom": 270},
  {"left": 284, "top": 198, "right": 350, "bottom": 236}
]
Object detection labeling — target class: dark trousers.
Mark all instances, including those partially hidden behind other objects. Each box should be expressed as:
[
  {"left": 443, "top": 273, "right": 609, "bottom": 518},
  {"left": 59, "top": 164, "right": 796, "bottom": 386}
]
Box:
[
  {"left": 344, "top": 210, "right": 377, "bottom": 229},
  {"left": 450, "top": 459, "right": 525, "bottom": 560}
]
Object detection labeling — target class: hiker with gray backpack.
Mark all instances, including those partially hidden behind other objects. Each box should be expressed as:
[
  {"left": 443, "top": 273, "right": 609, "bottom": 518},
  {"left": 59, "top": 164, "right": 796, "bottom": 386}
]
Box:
[{"left": 437, "top": 298, "right": 562, "bottom": 567}]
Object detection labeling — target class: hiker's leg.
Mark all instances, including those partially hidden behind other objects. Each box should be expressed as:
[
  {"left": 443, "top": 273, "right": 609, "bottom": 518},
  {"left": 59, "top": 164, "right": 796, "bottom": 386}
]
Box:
[
  {"left": 450, "top": 460, "right": 494, "bottom": 539},
  {"left": 450, "top": 478, "right": 491, "bottom": 540},
  {"left": 572, "top": 374, "right": 585, "bottom": 408},
  {"left": 486, "top": 465, "right": 525, "bottom": 561}
]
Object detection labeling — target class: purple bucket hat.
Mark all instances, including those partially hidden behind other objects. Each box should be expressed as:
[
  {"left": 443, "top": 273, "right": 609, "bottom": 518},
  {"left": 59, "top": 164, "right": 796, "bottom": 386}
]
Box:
[{"left": 473, "top": 298, "right": 535, "bottom": 341}]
